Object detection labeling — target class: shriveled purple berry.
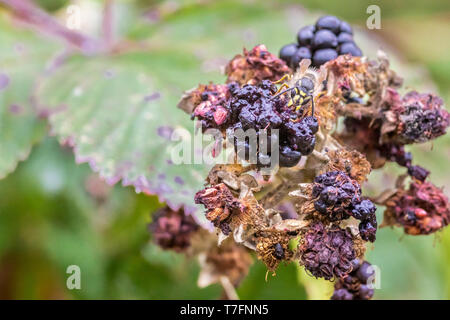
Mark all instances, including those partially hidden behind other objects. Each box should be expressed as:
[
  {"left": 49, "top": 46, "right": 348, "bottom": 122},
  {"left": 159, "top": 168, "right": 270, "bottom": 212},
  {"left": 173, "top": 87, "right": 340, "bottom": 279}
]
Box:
[
  {"left": 352, "top": 199, "right": 377, "bottom": 221},
  {"left": 407, "top": 165, "right": 429, "bottom": 182},
  {"left": 358, "top": 284, "right": 374, "bottom": 300},
  {"left": 331, "top": 288, "right": 354, "bottom": 300},
  {"left": 359, "top": 220, "right": 377, "bottom": 242}
]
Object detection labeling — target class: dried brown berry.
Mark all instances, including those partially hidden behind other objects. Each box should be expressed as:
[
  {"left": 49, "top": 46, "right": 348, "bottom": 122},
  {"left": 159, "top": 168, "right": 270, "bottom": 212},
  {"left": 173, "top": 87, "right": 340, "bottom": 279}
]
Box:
[{"left": 194, "top": 183, "right": 242, "bottom": 228}]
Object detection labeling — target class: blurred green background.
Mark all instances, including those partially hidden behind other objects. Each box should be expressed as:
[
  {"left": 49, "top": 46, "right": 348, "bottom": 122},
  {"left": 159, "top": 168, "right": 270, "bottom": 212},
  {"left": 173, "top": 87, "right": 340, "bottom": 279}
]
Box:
[{"left": 0, "top": 0, "right": 450, "bottom": 299}]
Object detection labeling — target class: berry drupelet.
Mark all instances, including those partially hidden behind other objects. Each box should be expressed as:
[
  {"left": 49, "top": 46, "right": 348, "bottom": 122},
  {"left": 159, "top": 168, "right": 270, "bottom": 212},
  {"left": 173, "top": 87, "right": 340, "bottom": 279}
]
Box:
[
  {"left": 279, "top": 15, "right": 363, "bottom": 69},
  {"left": 331, "top": 259, "right": 375, "bottom": 300}
]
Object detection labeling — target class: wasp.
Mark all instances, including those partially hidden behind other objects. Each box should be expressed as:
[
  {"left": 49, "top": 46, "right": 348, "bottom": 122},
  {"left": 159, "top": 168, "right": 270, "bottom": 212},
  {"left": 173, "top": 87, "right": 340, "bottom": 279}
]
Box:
[{"left": 271, "top": 59, "right": 326, "bottom": 117}]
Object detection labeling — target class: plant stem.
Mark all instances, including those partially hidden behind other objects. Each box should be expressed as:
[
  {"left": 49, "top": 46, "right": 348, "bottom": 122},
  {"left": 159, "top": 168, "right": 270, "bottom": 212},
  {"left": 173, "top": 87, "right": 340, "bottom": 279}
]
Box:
[{"left": 0, "top": 0, "right": 98, "bottom": 51}]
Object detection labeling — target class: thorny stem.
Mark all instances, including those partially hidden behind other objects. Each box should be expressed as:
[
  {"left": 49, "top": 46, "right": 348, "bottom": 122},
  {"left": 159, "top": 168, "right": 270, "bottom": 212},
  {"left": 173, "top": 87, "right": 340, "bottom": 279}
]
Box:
[{"left": 0, "top": 0, "right": 99, "bottom": 52}]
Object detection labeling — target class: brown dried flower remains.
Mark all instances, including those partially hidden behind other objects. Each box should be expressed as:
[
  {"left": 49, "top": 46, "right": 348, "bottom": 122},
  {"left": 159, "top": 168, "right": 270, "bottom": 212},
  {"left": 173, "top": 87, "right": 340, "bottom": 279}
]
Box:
[
  {"left": 383, "top": 181, "right": 450, "bottom": 235},
  {"left": 225, "top": 44, "right": 291, "bottom": 85}
]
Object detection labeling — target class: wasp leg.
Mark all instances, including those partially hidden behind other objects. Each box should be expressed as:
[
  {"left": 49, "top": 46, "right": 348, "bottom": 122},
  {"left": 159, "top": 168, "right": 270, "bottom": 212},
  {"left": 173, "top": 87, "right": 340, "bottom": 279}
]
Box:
[
  {"left": 273, "top": 74, "right": 291, "bottom": 84},
  {"left": 274, "top": 83, "right": 290, "bottom": 95}
]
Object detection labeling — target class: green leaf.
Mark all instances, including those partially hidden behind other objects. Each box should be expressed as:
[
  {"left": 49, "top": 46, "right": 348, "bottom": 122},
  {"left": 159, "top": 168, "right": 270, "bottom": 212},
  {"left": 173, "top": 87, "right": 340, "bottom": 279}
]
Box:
[
  {"left": 35, "top": 53, "right": 210, "bottom": 221},
  {"left": 0, "top": 15, "right": 58, "bottom": 179}
]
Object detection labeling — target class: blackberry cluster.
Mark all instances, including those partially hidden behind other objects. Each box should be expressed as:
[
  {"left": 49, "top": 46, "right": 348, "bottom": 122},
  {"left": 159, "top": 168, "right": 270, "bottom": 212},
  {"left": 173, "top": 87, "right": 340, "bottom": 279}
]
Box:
[
  {"left": 331, "top": 259, "right": 375, "bottom": 300},
  {"left": 385, "top": 181, "right": 450, "bottom": 235},
  {"left": 226, "top": 80, "right": 318, "bottom": 167},
  {"left": 148, "top": 207, "right": 198, "bottom": 253},
  {"left": 279, "top": 15, "right": 362, "bottom": 69},
  {"left": 298, "top": 222, "right": 356, "bottom": 280},
  {"left": 191, "top": 80, "right": 318, "bottom": 168},
  {"left": 312, "top": 171, "right": 377, "bottom": 241}
]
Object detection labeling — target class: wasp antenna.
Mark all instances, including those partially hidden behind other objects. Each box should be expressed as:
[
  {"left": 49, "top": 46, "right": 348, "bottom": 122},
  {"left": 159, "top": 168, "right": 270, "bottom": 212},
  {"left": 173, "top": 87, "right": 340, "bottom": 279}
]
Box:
[{"left": 270, "top": 87, "right": 297, "bottom": 100}]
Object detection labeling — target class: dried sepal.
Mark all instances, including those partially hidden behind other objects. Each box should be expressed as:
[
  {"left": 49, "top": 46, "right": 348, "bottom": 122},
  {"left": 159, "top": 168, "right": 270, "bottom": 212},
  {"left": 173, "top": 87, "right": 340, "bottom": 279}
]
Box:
[
  {"left": 195, "top": 182, "right": 267, "bottom": 243},
  {"left": 198, "top": 238, "right": 253, "bottom": 287},
  {"left": 255, "top": 230, "right": 294, "bottom": 273},
  {"left": 323, "top": 148, "right": 371, "bottom": 184}
]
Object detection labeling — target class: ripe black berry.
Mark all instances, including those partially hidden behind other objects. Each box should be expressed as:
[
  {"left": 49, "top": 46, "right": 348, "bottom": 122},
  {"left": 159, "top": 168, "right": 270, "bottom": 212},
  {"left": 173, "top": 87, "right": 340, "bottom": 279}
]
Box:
[
  {"left": 312, "top": 171, "right": 361, "bottom": 221},
  {"left": 273, "top": 243, "right": 285, "bottom": 259},
  {"left": 358, "top": 219, "right": 377, "bottom": 242},
  {"left": 339, "top": 21, "right": 353, "bottom": 34},
  {"left": 291, "top": 47, "right": 312, "bottom": 69},
  {"left": 297, "top": 25, "right": 315, "bottom": 46},
  {"left": 313, "top": 48, "right": 338, "bottom": 66},
  {"left": 316, "top": 15, "right": 341, "bottom": 34},
  {"left": 280, "top": 16, "right": 362, "bottom": 68},
  {"left": 279, "top": 145, "right": 302, "bottom": 167},
  {"left": 279, "top": 43, "right": 298, "bottom": 66},
  {"left": 313, "top": 29, "right": 338, "bottom": 49},
  {"left": 339, "top": 42, "right": 362, "bottom": 57},
  {"left": 337, "top": 32, "right": 353, "bottom": 44}
]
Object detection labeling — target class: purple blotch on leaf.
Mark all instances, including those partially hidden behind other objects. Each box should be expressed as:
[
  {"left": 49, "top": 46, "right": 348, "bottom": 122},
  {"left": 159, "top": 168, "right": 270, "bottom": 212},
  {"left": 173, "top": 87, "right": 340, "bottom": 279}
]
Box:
[
  {"left": 0, "top": 73, "right": 10, "bottom": 91},
  {"left": 144, "top": 92, "right": 161, "bottom": 102},
  {"left": 174, "top": 176, "right": 184, "bottom": 185},
  {"left": 157, "top": 126, "right": 174, "bottom": 140},
  {"left": 9, "top": 104, "right": 23, "bottom": 114}
]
